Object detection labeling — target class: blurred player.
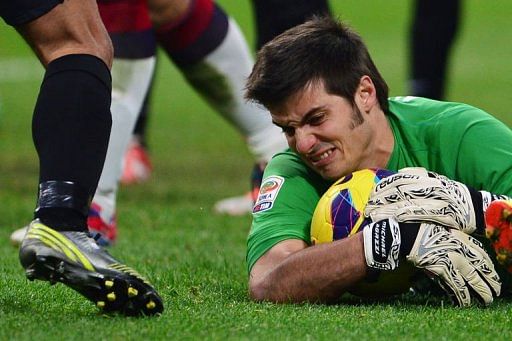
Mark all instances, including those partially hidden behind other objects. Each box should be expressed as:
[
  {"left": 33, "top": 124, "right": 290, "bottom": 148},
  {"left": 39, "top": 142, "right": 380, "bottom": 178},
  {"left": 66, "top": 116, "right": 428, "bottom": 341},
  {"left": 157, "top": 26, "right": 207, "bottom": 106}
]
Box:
[
  {"left": 253, "top": 0, "right": 461, "bottom": 100},
  {"left": 150, "top": 0, "right": 287, "bottom": 216},
  {"left": 1, "top": 0, "right": 163, "bottom": 315},
  {"left": 11, "top": 0, "right": 288, "bottom": 245},
  {"left": 87, "top": 0, "right": 158, "bottom": 245},
  {"left": 122, "top": 0, "right": 331, "bottom": 216},
  {"left": 409, "top": 0, "right": 461, "bottom": 99},
  {"left": 9, "top": 0, "right": 159, "bottom": 246},
  {"left": 212, "top": 0, "right": 332, "bottom": 214},
  {"left": 251, "top": 0, "right": 331, "bottom": 50}
]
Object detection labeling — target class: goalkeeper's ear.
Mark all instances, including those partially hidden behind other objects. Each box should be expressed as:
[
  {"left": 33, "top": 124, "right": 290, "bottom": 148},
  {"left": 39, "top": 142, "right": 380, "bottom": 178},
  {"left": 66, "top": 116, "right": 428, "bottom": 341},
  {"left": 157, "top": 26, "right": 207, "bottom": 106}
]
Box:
[{"left": 356, "top": 75, "right": 379, "bottom": 113}]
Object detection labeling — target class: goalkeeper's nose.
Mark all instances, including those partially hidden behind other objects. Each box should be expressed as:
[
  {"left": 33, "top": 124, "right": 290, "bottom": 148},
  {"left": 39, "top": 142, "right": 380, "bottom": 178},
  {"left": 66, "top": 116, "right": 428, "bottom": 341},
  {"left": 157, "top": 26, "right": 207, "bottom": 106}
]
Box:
[{"left": 294, "top": 128, "right": 317, "bottom": 155}]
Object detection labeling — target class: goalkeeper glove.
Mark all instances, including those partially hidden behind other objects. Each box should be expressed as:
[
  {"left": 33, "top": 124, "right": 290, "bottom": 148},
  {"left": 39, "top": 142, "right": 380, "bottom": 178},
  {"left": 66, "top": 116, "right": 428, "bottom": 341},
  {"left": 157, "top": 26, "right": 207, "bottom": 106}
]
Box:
[
  {"left": 362, "top": 218, "right": 501, "bottom": 307},
  {"left": 364, "top": 167, "right": 510, "bottom": 235}
]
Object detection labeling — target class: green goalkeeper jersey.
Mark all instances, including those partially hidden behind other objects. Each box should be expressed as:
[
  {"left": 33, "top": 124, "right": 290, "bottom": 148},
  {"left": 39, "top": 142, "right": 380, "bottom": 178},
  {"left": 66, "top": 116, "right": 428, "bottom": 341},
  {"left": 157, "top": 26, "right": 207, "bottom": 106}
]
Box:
[{"left": 247, "top": 96, "right": 512, "bottom": 273}]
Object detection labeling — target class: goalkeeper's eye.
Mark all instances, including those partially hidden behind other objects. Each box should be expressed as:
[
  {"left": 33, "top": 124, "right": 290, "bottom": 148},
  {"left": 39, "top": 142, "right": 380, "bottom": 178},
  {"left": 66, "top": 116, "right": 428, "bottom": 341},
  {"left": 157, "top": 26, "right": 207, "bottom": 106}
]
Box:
[
  {"left": 281, "top": 126, "right": 295, "bottom": 137},
  {"left": 307, "top": 112, "right": 327, "bottom": 126}
]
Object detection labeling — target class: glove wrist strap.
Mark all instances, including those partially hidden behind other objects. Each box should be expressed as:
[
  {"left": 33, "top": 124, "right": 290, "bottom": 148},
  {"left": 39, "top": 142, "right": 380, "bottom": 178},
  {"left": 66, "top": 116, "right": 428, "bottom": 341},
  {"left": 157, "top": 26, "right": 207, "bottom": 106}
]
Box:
[
  {"left": 399, "top": 222, "right": 421, "bottom": 255},
  {"left": 475, "top": 189, "right": 511, "bottom": 235},
  {"left": 464, "top": 186, "right": 485, "bottom": 235},
  {"left": 362, "top": 218, "right": 420, "bottom": 273}
]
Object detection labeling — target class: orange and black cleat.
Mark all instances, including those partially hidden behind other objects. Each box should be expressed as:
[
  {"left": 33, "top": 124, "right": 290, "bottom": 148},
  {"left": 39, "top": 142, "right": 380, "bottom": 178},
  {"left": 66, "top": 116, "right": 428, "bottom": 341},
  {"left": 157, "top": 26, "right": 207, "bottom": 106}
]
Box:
[{"left": 485, "top": 200, "right": 512, "bottom": 272}]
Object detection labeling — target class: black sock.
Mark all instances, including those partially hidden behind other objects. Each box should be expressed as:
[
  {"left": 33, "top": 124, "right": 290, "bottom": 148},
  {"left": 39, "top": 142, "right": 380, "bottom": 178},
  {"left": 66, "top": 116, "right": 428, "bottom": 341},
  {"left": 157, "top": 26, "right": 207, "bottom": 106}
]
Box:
[
  {"left": 409, "top": 0, "right": 461, "bottom": 99},
  {"left": 133, "top": 78, "right": 154, "bottom": 148},
  {"left": 32, "top": 54, "right": 112, "bottom": 231},
  {"left": 251, "top": 0, "right": 331, "bottom": 50}
]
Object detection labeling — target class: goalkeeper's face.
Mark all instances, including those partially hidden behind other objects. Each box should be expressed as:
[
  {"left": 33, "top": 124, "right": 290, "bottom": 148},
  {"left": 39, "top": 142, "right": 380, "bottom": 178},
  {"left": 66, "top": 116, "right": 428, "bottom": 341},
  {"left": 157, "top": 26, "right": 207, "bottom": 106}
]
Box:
[{"left": 270, "top": 80, "right": 388, "bottom": 180}]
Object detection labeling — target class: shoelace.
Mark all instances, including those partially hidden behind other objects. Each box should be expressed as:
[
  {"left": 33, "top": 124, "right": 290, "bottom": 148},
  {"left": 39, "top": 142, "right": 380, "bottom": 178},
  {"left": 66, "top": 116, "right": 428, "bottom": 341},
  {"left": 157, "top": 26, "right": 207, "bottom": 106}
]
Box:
[
  {"left": 65, "top": 231, "right": 103, "bottom": 253},
  {"left": 90, "top": 232, "right": 103, "bottom": 242}
]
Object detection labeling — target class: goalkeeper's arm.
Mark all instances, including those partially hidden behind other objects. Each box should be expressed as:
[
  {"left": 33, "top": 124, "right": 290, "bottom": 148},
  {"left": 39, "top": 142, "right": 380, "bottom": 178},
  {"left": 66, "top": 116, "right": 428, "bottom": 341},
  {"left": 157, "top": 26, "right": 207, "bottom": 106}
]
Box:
[{"left": 249, "top": 217, "right": 500, "bottom": 307}]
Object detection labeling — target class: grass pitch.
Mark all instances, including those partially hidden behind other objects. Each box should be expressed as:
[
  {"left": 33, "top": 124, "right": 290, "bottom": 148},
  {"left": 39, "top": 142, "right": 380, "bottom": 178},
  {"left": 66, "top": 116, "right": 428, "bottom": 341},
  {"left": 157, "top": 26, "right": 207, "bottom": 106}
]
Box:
[{"left": 1, "top": 1, "right": 512, "bottom": 340}]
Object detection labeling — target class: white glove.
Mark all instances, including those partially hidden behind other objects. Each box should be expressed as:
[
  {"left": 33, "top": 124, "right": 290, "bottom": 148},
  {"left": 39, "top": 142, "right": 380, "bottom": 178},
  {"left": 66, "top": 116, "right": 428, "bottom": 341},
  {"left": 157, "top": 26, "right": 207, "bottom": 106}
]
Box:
[
  {"left": 362, "top": 218, "right": 501, "bottom": 307},
  {"left": 407, "top": 223, "right": 501, "bottom": 307},
  {"left": 365, "top": 167, "right": 478, "bottom": 234}
]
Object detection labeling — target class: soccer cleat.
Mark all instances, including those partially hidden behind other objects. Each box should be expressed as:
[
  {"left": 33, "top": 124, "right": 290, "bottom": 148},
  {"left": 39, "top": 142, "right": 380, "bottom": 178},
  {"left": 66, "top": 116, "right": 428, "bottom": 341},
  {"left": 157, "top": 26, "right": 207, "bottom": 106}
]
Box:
[
  {"left": 213, "top": 162, "right": 265, "bottom": 216},
  {"left": 485, "top": 200, "right": 512, "bottom": 272},
  {"left": 88, "top": 203, "right": 117, "bottom": 246},
  {"left": 213, "top": 192, "right": 254, "bottom": 216},
  {"left": 10, "top": 225, "right": 28, "bottom": 246},
  {"left": 121, "top": 138, "right": 152, "bottom": 185},
  {"left": 10, "top": 205, "right": 118, "bottom": 248},
  {"left": 19, "top": 219, "right": 163, "bottom": 316}
]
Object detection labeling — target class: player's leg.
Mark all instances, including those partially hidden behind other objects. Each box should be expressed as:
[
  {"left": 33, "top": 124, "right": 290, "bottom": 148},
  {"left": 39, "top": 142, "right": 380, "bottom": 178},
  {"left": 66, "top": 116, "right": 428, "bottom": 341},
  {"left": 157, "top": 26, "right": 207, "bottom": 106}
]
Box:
[
  {"left": 9, "top": 0, "right": 158, "bottom": 246},
  {"left": 91, "top": 0, "right": 157, "bottom": 245},
  {"left": 250, "top": 0, "right": 331, "bottom": 50},
  {"left": 3, "top": 0, "right": 162, "bottom": 315},
  {"left": 215, "top": 0, "right": 332, "bottom": 215},
  {"left": 133, "top": 94, "right": 152, "bottom": 150},
  {"left": 119, "top": 0, "right": 184, "bottom": 187},
  {"left": 121, "top": 83, "right": 154, "bottom": 185},
  {"left": 150, "top": 0, "right": 288, "bottom": 215},
  {"left": 408, "top": 0, "right": 461, "bottom": 99}
]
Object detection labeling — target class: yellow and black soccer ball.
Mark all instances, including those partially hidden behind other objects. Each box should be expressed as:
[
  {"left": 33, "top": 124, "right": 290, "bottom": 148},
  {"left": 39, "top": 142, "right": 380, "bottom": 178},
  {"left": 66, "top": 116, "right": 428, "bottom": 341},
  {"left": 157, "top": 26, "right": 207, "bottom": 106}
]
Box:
[{"left": 310, "top": 168, "right": 418, "bottom": 298}]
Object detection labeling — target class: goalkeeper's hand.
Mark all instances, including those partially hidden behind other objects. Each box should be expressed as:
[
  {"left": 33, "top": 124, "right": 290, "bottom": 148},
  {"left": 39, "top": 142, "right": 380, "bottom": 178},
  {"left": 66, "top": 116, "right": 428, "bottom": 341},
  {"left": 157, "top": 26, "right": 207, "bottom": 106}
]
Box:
[
  {"left": 362, "top": 218, "right": 501, "bottom": 307},
  {"left": 364, "top": 167, "right": 509, "bottom": 234}
]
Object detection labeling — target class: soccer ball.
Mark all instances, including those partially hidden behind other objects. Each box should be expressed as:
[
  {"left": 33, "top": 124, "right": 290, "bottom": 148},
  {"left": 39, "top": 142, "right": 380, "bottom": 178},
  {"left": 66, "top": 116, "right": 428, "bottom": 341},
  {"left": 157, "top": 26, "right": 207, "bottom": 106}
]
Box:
[
  {"left": 310, "top": 168, "right": 417, "bottom": 298},
  {"left": 311, "top": 168, "right": 395, "bottom": 243}
]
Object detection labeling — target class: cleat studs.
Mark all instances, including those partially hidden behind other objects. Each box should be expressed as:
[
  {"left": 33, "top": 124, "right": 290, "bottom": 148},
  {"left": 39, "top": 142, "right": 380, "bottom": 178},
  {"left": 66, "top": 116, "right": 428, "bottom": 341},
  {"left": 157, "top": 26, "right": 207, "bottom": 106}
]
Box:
[
  {"left": 107, "top": 292, "right": 116, "bottom": 302},
  {"left": 127, "top": 287, "right": 138, "bottom": 297},
  {"left": 56, "top": 261, "right": 65, "bottom": 274},
  {"left": 26, "top": 270, "right": 35, "bottom": 281},
  {"left": 97, "top": 301, "right": 106, "bottom": 308},
  {"left": 105, "top": 280, "right": 114, "bottom": 289},
  {"left": 146, "top": 300, "right": 156, "bottom": 310}
]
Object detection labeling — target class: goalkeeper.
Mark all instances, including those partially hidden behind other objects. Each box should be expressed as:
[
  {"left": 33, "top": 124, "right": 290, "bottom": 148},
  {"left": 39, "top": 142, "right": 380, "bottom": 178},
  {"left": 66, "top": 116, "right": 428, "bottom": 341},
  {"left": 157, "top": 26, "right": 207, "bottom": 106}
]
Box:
[{"left": 244, "top": 16, "right": 512, "bottom": 306}]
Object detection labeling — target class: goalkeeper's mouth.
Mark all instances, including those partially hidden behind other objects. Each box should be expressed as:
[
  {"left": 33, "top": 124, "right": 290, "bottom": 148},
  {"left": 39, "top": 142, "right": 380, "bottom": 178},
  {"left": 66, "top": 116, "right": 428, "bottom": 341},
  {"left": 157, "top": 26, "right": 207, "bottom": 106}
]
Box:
[{"left": 309, "top": 148, "right": 336, "bottom": 166}]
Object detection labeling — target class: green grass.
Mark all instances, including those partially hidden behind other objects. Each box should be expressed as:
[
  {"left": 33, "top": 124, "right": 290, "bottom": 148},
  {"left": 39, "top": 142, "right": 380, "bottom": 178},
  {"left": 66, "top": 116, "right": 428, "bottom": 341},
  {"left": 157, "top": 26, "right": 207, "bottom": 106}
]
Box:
[{"left": 1, "top": 1, "right": 512, "bottom": 339}]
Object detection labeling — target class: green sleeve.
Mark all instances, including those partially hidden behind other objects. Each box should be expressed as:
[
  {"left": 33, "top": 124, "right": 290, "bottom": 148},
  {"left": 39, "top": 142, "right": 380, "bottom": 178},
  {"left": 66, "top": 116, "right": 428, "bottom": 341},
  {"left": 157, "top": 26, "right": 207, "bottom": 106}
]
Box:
[
  {"left": 387, "top": 97, "right": 512, "bottom": 196},
  {"left": 246, "top": 151, "right": 330, "bottom": 273},
  {"left": 454, "top": 114, "right": 512, "bottom": 196}
]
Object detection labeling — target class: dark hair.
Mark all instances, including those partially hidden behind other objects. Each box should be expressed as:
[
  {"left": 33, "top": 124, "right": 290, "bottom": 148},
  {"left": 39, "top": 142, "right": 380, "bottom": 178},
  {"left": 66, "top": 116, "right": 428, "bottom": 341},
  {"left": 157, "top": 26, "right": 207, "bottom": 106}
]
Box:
[{"left": 246, "top": 16, "right": 389, "bottom": 112}]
